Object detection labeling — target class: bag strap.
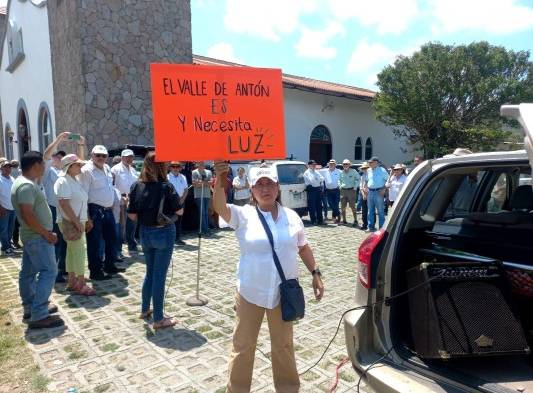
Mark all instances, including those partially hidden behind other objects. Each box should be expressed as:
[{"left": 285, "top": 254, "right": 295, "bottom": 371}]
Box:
[
  {"left": 158, "top": 182, "right": 167, "bottom": 216},
  {"left": 255, "top": 206, "right": 287, "bottom": 283}
]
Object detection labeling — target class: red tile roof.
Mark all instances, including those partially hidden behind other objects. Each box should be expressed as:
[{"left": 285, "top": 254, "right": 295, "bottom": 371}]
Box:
[{"left": 193, "top": 55, "right": 375, "bottom": 101}]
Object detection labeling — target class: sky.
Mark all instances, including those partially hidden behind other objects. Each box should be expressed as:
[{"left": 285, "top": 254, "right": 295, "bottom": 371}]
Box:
[
  {"left": 2, "top": 0, "right": 531, "bottom": 91},
  {"left": 191, "top": 0, "right": 533, "bottom": 90}
]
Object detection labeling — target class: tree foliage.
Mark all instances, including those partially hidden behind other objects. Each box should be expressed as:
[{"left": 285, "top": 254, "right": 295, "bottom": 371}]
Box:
[{"left": 374, "top": 41, "right": 532, "bottom": 158}]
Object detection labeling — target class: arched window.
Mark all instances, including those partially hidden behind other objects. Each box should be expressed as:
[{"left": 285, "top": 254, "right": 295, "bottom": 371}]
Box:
[
  {"left": 4, "top": 124, "right": 14, "bottom": 160},
  {"left": 354, "top": 137, "right": 362, "bottom": 161},
  {"left": 309, "top": 125, "right": 332, "bottom": 166},
  {"left": 365, "top": 137, "right": 373, "bottom": 160},
  {"left": 17, "top": 99, "right": 30, "bottom": 157},
  {"left": 38, "top": 103, "right": 53, "bottom": 152}
]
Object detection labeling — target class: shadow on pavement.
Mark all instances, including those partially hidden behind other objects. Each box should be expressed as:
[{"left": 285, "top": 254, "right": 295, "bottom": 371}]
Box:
[
  {"left": 145, "top": 325, "right": 208, "bottom": 351},
  {"left": 24, "top": 324, "right": 67, "bottom": 344}
]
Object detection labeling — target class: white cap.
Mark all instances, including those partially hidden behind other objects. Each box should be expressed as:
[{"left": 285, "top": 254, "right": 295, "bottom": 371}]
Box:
[
  {"left": 121, "top": 149, "right": 134, "bottom": 157},
  {"left": 342, "top": 159, "right": 351, "bottom": 165},
  {"left": 91, "top": 145, "right": 108, "bottom": 155},
  {"left": 249, "top": 167, "right": 278, "bottom": 186}
]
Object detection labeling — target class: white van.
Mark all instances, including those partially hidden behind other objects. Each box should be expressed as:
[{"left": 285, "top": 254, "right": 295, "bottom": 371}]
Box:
[{"left": 245, "top": 160, "right": 309, "bottom": 217}]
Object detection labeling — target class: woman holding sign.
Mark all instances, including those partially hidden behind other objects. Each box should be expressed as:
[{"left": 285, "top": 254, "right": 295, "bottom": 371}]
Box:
[{"left": 213, "top": 161, "right": 324, "bottom": 393}]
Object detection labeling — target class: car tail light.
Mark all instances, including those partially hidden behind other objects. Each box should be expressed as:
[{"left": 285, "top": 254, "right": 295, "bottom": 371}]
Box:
[{"left": 358, "top": 229, "right": 386, "bottom": 288}]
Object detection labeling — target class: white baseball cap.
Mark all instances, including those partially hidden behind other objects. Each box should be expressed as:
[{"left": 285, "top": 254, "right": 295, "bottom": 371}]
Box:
[
  {"left": 249, "top": 167, "right": 278, "bottom": 186},
  {"left": 121, "top": 149, "right": 134, "bottom": 157},
  {"left": 91, "top": 145, "right": 108, "bottom": 155}
]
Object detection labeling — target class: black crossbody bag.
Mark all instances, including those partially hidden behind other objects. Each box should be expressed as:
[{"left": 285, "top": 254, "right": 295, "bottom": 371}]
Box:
[{"left": 256, "top": 207, "right": 305, "bottom": 322}]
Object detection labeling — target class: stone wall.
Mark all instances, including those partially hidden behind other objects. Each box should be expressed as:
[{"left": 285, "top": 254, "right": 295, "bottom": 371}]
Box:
[{"left": 48, "top": 0, "right": 192, "bottom": 148}]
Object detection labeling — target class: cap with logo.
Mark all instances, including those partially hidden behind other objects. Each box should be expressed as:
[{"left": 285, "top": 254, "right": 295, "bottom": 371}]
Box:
[{"left": 249, "top": 167, "right": 278, "bottom": 186}]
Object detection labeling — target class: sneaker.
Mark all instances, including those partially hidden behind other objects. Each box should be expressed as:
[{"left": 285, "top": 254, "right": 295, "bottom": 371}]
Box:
[
  {"left": 23, "top": 304, "right": 59, "bottom": 321},
  {"left": 352, "top": 222, "right": 359, "bottom": 228},
  {"left": 175, "top": 239, "right": 186, "bottom": 246},
  {"left": 365, "top": 228, "right": 376, "bottom": 233},
  {"left": 11, "top": 242, "right": 22, "bottom": 250},
  {"left": 28, "top": 315, "right": 64, "bottom": 329},
  {"left": 3, "top": 248, "right": 15, "bottom": 256},
  {"left": 360, "top": 226, "right": 368, "bottom": 231}
]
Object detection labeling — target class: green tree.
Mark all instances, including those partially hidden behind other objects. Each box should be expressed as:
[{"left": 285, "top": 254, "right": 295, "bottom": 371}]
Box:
[{"left": 374, "top": 41, "right": 532, "bottom": 158}]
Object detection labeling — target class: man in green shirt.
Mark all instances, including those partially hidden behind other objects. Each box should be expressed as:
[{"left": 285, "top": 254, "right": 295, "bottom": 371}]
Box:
[
  {"left": 12, "top": 151, "right": 64, "bottom": 329},
  {"left": 339, "top": 159, "right": 361, "bottom": 227}
]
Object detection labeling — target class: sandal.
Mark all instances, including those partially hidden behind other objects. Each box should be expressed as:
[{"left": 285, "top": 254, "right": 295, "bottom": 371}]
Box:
[
  {"left": 139, "top": 309, "right": 153, "bottom": 319},
  {"left": 153, "top": 317, "right": 176, "bottom": 330},
  {"left": 76, "top": 285, "right": 96, "bottom": 296}
]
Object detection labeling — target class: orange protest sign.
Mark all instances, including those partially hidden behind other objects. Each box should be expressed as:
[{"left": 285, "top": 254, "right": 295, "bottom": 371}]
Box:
[{"left": 150, "top": 64, "right": 286, "bottom": 161}]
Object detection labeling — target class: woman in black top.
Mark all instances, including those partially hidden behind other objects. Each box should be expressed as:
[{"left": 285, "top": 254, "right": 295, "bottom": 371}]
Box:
[{"left": 128, "top": 152, "right": 182, "bottom": 329}]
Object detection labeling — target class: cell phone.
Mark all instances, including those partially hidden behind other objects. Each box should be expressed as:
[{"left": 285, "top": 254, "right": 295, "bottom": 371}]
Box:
[{"left": 68, "top": 134, "right": 81, "bottom": 141}]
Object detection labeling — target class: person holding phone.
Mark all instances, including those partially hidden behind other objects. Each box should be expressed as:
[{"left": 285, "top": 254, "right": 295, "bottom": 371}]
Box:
[{"left": 43, "top": 131, "right": 86, "bottom": 282}]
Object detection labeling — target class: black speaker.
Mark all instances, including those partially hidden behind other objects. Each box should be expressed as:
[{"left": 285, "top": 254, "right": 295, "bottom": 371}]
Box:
[{"left": 407, "top": 262, "right": 530, "bottom": 359}]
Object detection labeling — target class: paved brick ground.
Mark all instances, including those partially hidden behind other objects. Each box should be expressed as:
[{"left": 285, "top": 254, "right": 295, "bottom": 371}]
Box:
[{"left": 0, "top": 213, "right": 371, "bottom": 393}]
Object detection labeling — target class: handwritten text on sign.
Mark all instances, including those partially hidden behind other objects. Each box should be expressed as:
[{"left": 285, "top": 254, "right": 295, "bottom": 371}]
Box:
[{"left": 150, "top": 64, "right": 286, "bottom": 161}]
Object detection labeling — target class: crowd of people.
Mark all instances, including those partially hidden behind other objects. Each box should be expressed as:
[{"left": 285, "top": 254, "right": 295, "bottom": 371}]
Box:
[
  {"left": 304, "top": 156, "right": 416, "bottom": 232},
  {"left": 1, "top": 131, "right": 422, "bottom": 389}
]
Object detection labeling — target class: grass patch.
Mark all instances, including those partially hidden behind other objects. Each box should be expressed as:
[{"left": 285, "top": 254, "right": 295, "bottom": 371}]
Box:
[
  {"left": 0, "top": 301, "right": 50, "bottom": 392},
  {"left": 68, "top": 350, "right": 88, "bottom": 360},
  {"left": 205, "top": 331, "right": 223, "bottom": 340},
  {"left": 72, "top": 314, "right": 88, "bottom": 322},
  {"left": 94, "top": 383, "right": 111, "bottom": 392},
  {"left": 100, "top": 343, "right": 120, "bottom": 352},
  {"left": 340, "top": 369, "right": 356, "bottom": 382},
  {"left": 196, "top": 325, "right": 212, "bottom": 333}
]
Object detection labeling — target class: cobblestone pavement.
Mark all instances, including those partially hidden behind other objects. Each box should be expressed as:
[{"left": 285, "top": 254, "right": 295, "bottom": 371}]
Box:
[{"left": 0, "top": 213, "right": 371, "bottom": 393}]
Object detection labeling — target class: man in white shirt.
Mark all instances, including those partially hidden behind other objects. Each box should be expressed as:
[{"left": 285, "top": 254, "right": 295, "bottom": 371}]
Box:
[
  {"left": 168, "top": 161, "right": 188, "bottom": 245},
  {"left": 324, "top": 159, "right": 342, "bottom": 224},
  {"left": 79, "top": 145, "right": 124, "bottom": 280},
  {"left": 111, "top": 149, "right": 139, "bottom": 253},
  {"left": 0, "top": 159, "right": 16, "bottom": 255},
  {"left": 303, "top": 160, "right": 324, "bottom": 225}
]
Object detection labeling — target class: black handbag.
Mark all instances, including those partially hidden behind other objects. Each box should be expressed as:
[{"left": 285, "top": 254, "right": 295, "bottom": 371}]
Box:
[{"left": 256, "top": 207, "right": 305, "bottom": 322}]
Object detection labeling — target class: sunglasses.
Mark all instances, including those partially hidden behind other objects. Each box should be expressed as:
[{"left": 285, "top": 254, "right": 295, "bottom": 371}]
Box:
[
  {"left": 343, "top": 163, "right": 350, "bottom": 166},
  {"left": 170, "top": 165, "right": 181, "bottom": 168},
  {"left": 94, "top": 154, "right": 108, "bottom": 158}
]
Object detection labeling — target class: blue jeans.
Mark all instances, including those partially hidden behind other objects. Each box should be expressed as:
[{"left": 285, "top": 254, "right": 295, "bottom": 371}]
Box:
[
  {"left": 119, "top": 216, "right": 138, "bottom": 251},
  {"left": 115, "top": 223, "right": 122, "bottom": 257},
  {"left": 140, "top": 224, "right": 175, "bottom": 322},
  {"left": 49, "top": 205, "right": 67, "bottom": 272},
  {"left": 321, "top": 191, "right": 329, "bottom": 218},
  {"left": 0, "top": 209, "right": 15, "bottom": 251},
  {"left": 367, "top": 190, "right": 385, "bottom": 230},
  {"left": 195, "top": 198, "right": 210, "bottom": 233},
  {"left": 326, "top": 188, "right": 340, "bottom": 219},
  {"left": 19, "top": 237, "right": 57, "bottom": 321},
  {"left": 87, "top": 204, "right": 118, "bottom": 274},
  {"left": 307, "top": 186, "right": 323, "bottom": 224}
]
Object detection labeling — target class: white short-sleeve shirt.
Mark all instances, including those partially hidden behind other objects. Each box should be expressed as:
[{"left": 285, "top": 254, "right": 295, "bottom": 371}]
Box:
[
  {"left": 54, "top": 174, "right": 89, "bottom": 222},
  {"left": 228, "top": 203, "right": 308, "bottom": 309},
  {"left": 168, "top": 173, "right": 188, "bottom": 197},
  {"left": 111, "top": 162, "right": 138, "bottom": 195},
  {"left": 0, "top": 174, "right": 14, "bottom": 210},
  {"left": 232, "top": 175, "right": 251, "bottom": 200},
  {"left": 78, "top": 161, "right": 115, "bottom": 208}
]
